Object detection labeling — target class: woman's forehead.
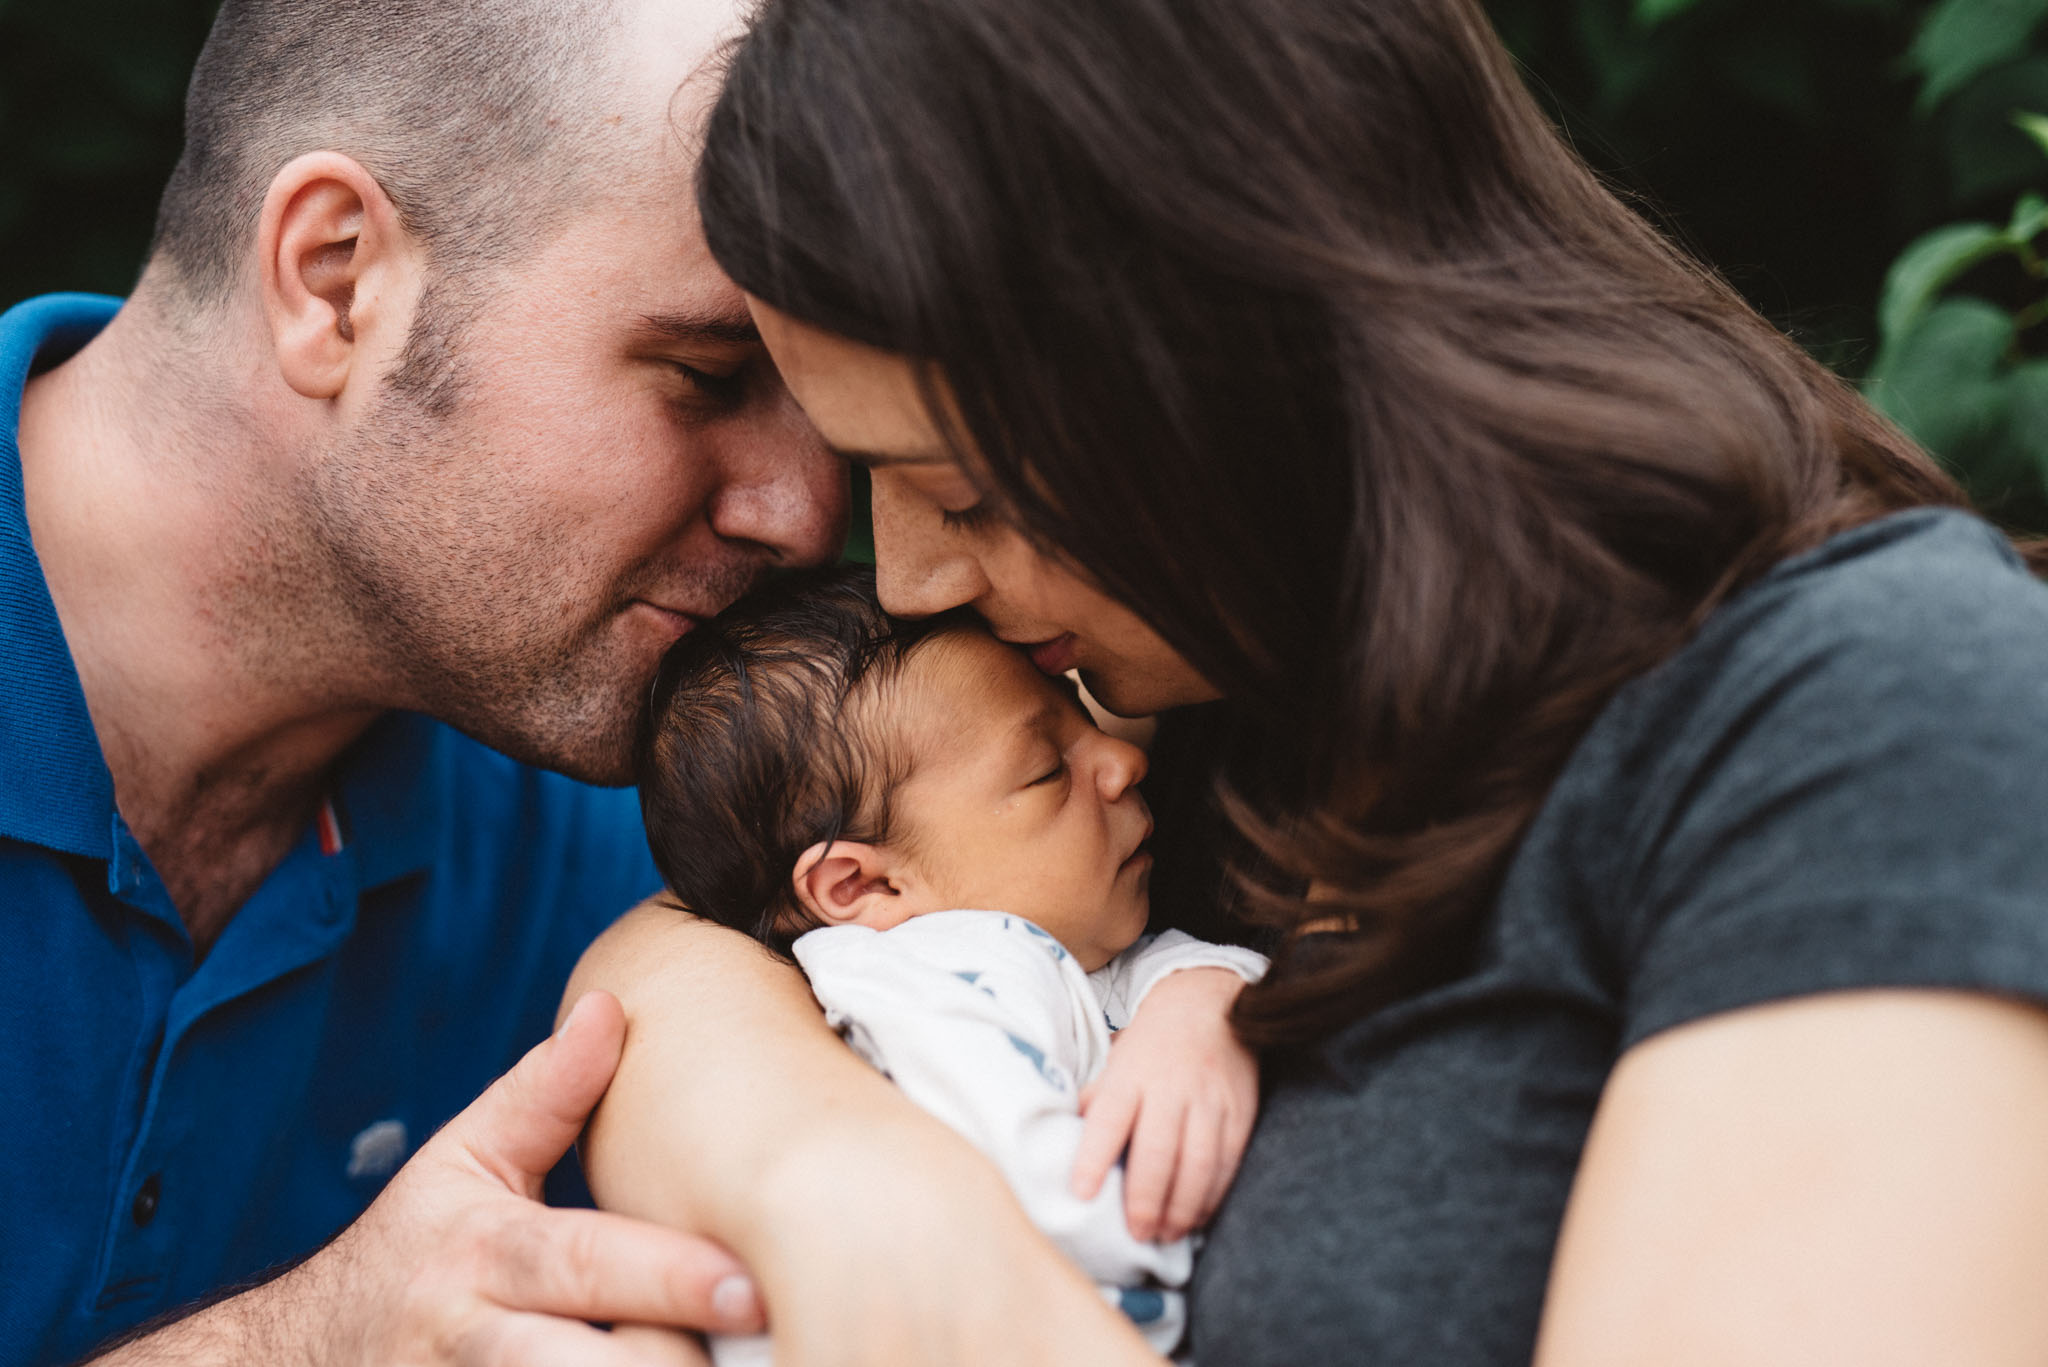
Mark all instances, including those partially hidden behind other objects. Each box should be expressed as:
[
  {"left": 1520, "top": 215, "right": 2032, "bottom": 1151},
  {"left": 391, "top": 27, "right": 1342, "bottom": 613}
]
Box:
[{"left": 748, "top": 297, "right": 947, "bottom": 456}]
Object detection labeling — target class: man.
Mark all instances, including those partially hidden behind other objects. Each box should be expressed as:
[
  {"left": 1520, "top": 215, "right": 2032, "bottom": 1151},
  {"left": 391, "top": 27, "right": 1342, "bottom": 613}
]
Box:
[{"left": 2, "top": 0, "right": 842, "bottom": 1360}]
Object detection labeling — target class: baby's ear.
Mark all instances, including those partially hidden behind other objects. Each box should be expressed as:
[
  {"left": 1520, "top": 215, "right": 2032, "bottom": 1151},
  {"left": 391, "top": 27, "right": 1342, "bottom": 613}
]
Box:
[{"left": 791, "top": 840, "right": 916, "bottom": 931}]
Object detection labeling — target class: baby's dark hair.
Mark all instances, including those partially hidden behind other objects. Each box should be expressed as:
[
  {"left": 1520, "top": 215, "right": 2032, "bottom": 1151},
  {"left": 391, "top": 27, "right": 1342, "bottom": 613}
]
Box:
[{"left": 637, "top": 565, "right": 975, "bottom": 954}]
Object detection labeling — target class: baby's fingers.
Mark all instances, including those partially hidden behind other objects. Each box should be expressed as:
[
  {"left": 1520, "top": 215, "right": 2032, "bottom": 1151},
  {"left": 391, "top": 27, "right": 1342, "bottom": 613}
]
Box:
[
  {"left": 1160, "top": 1112, "right": 1222, "bottom": 1243},
  {"left": 1200, "top": 1096, "right": 1257, "bottom": 1225},
  {"left": 1072, "top": 1081, "right": 1140, "bottom": 1200},
  {"left": 1123, "top": 1098, "right": 1187, "bottom": 1243}
]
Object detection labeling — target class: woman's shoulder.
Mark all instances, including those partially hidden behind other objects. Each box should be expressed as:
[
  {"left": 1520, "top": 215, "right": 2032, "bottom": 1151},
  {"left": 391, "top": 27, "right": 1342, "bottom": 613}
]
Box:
[
  {"left": 1712, "top": 506, "right": 2045, "bottom": 655},
  {"left": 1526, "top": 507, "right": 2048, "bottom": 1048},
  {"left": 1678, "top": 507, "right": 2041, "bottom": 692},
  {"left": 1577, "top": 508, "right": 2048, "bottom": 796}
]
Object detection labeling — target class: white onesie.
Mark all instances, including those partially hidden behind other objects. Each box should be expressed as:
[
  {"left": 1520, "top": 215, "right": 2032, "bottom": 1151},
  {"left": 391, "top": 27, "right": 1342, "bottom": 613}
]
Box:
[{"left": 709, "top": 910, "right": 1268, "bottom": 1365}]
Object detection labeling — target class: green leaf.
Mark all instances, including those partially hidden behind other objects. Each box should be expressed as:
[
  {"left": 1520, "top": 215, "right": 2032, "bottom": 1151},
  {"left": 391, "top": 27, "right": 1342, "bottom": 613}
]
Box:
[
  {"left": 1909, "top": 0, "right": 2048, "bottom": 113},
  {"left": 1977, "top": 359, "right": 2048, "bottom": 495},
  {"left": 1866, "top": 297, "right": 2015, "bottom": 465},
  {"left": 2008, "top": 190, "right": 2048, "bottom": 241},
  {"left": 1572, "top": 1, "right": 1657, "bottom": 114},
  {"left": 841, "top": 466, "right": 875, "bottom": 565},
  {"left": 1634, "top": 0, "right": 1702, "bottom": 29},
  {"left": 2015, "top": 109, "right": 2048, "bottom": 160},
  {"left": 1877, "top": 222, "right": 2014, "bottom": 347},
  {"left": 1938, "top": 360, "right": 2048, "bottom": 533},
  {"left": 1938, "top": 60, "right": 2048, "bottom": 203}
]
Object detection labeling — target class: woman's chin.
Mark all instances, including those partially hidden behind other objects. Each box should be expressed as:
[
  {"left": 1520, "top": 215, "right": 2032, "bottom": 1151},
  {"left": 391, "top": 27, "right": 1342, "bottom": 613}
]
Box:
[{"left": 1081, "top": 666, "right": 1222, "bottom": 719}]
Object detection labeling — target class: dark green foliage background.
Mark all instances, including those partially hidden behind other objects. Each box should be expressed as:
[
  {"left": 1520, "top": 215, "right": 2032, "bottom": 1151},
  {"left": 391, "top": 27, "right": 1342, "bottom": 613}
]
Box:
[
  {"left": 3, "top": 0, "right": 2045, "bottom": 522},
  {"left": 1, "top": 0, "right": 220, "bottom": 303}
]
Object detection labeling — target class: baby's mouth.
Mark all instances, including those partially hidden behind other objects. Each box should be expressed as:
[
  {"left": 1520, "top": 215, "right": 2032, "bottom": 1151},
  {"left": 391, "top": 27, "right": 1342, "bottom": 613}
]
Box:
[{"left": 1119, "top": 820, "right": 1155, "bottom": 872}]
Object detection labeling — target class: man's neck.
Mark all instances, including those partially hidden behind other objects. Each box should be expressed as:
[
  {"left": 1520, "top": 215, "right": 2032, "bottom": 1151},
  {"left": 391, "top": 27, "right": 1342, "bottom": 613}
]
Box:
[{"left": 16, "top": 299, "right": 384, "bottom": 952}]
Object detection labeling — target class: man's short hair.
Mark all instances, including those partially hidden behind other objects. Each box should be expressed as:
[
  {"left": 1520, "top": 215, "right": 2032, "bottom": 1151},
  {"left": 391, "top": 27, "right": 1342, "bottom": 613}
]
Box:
[{"left": 148, "top": 0, "right": 624, "bottom": 303}]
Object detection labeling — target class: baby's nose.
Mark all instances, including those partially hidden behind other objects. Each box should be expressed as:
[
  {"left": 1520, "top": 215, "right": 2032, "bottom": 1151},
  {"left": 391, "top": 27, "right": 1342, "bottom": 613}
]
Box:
[{"left": 1095, "top": 733, "right": 1149, "bottom": 796}]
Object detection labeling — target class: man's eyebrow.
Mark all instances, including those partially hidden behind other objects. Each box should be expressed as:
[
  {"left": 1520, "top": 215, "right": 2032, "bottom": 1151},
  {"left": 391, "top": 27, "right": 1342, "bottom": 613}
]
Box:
[{"left": 636, "top": 310, "right": 761, "bottom": 347}]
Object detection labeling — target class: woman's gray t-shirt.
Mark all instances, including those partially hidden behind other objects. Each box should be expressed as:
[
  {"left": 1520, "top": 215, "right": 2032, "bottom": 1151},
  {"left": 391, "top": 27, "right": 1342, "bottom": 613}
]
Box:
[{"left": 1192, "top": 508, "right": 2048, "bottom": 1364}]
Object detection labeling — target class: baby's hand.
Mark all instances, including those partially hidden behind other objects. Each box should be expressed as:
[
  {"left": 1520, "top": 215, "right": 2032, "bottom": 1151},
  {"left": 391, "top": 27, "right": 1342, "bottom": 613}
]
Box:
[{"left": 1070, "top": 966, "right": 1258, "bottom": 1243}]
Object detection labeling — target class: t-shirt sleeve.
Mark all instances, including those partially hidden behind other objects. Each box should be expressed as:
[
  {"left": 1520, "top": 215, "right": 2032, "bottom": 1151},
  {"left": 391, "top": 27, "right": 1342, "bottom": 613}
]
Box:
[{"left": 1613, "top": 517, "right": 2048, "bottom": 1049}]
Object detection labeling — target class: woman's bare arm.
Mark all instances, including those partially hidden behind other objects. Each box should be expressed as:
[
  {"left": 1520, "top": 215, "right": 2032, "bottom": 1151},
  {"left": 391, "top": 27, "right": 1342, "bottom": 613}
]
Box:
[
  {"left": 566, "top": 903, "right": 1164, "bottom": 1366},
  {"left": 1535, "top": 989, "right": 2048, "bottom": 1366}
]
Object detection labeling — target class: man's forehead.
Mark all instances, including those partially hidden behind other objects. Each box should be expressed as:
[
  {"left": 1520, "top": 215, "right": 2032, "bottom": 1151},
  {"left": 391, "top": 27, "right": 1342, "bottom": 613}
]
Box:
[
  {"left": 613, "top": 0, "right": 752, "bottom": 114},
  {"left": 549, "top": 0, "right": 750, "bottom": 204}
]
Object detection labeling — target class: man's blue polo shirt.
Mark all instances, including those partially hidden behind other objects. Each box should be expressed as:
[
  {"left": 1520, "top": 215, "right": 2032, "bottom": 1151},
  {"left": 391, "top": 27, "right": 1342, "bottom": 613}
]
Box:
[{"left": 0, "top": 295, "right": 664, "bottom": 1365}]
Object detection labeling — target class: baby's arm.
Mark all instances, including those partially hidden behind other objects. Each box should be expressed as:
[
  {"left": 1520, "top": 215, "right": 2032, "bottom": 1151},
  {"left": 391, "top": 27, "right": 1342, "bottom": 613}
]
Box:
[
  {"left": 794, "top": 914, "right": 1195, "bottom": 1299},
  {"left": 1075, "top": 935, "right": 1269, "bottom": 1243}
]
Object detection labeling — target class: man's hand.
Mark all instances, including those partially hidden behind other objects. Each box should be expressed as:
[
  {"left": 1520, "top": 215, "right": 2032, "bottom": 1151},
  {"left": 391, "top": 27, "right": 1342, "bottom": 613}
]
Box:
[
  {"left": 1070, "top": 967, "right": 1258, "bottom": 1244},
  {"left": 91, "top": 991, "right": 763, "bottom": 1366}
]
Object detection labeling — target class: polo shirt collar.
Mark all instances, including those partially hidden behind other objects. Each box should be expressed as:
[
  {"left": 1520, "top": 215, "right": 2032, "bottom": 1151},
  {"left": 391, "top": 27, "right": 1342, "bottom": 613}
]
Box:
[
  {"left": 0, "top": 294, "right": 445, "bottom": 890},
  {"left": 0, "top": 294, "right": 123, "bottom": 860},
  {"left": 333, "top": 710, "right": 450, "bottom": 889}
]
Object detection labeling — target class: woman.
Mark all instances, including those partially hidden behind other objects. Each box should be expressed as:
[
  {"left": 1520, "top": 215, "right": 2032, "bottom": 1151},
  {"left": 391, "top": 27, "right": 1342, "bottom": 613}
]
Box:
[{"left": 575, "top": 0, "right": 2048, "bottom": 1361}]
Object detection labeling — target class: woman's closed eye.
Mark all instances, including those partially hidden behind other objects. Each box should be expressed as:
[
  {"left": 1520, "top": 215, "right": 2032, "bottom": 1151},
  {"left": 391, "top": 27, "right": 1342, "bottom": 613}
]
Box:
[{"left": 940, "top": 501, "right": 997, "bottom": 532}]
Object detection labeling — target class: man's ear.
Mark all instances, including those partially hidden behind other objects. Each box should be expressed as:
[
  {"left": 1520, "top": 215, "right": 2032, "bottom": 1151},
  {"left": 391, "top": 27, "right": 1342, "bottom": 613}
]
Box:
[
  {"left": 257, "top": 151, "right": 417, "bottom": 401},
  {"left": 791, "top": 840, "right": 918, "bottom": 932}
]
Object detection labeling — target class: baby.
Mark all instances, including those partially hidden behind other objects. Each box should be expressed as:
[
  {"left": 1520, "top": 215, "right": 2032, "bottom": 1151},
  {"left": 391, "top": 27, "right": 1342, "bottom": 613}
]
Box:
[{"left": 635, "top": 566, "right": 1266, "bottom": 1363}]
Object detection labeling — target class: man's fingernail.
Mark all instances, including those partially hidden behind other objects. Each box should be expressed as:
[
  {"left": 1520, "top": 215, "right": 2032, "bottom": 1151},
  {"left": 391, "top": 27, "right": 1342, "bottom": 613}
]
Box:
[
  {"left": 556, "top": 994, "right": 591, "bottom": 1039},
  {"left": 713, "top": 1274, "right": 760, "bottom": 1325}
]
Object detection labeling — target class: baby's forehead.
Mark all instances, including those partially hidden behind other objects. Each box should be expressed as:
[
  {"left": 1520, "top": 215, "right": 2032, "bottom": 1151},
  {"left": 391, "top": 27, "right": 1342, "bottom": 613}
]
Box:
[{"left": 864, "top": 627, "right": 1079, "bottom": 772}]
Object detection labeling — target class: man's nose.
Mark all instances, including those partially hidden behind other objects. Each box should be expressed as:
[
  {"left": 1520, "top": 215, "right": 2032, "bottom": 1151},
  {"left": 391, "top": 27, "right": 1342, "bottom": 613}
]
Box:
[
  {"left": 871, "top": 474, "right": 988, "bottom": 618},
  {"left": 707, "top": 420, "right": 848, "bottom": 567}
]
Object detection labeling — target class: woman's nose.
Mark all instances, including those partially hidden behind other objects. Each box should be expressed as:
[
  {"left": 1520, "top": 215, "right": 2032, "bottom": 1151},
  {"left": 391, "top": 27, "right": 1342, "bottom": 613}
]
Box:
[{"left": 871, "top": 475, "right": 988, "bottom": 617}]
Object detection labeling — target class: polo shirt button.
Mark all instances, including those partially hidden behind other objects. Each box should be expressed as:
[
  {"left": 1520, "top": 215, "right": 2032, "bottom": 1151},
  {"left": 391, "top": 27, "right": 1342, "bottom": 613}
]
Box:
[{"left": 131, "top": 1174, "right": 162, "bottom": 1227}]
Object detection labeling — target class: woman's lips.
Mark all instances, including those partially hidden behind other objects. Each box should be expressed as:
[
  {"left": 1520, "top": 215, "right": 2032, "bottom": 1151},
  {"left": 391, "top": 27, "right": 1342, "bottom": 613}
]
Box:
[{"left": 1025, "top": 633, "right": 1080, "bottom": 675}]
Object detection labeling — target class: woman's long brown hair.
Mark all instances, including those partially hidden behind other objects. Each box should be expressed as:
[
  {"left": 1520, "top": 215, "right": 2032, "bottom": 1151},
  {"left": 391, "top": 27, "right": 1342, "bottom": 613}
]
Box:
[{"left": 698, "top": 0, "right": 2030, "bottom": 1048}]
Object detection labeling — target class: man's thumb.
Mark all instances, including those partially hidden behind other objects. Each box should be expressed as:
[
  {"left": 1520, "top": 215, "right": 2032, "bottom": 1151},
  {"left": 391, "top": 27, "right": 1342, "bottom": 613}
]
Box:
[{"left": 442, "top": 990, "right": 627, "bottom": 1197}]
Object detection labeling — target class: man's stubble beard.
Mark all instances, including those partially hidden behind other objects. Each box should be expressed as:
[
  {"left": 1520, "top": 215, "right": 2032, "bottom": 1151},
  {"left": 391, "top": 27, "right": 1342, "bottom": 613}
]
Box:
[{"left": 296, "top": 364, "right": 758, "bottom": 787}]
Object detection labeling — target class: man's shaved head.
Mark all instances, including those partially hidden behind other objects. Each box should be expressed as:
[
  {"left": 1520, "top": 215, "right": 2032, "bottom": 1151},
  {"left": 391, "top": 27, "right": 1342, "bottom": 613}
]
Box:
[
  {"left": 147, "top": 0, "right": 628, "bottom": 304},
  {"left": 89, "top": 0, "right": 840, "bottom": 789}
]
